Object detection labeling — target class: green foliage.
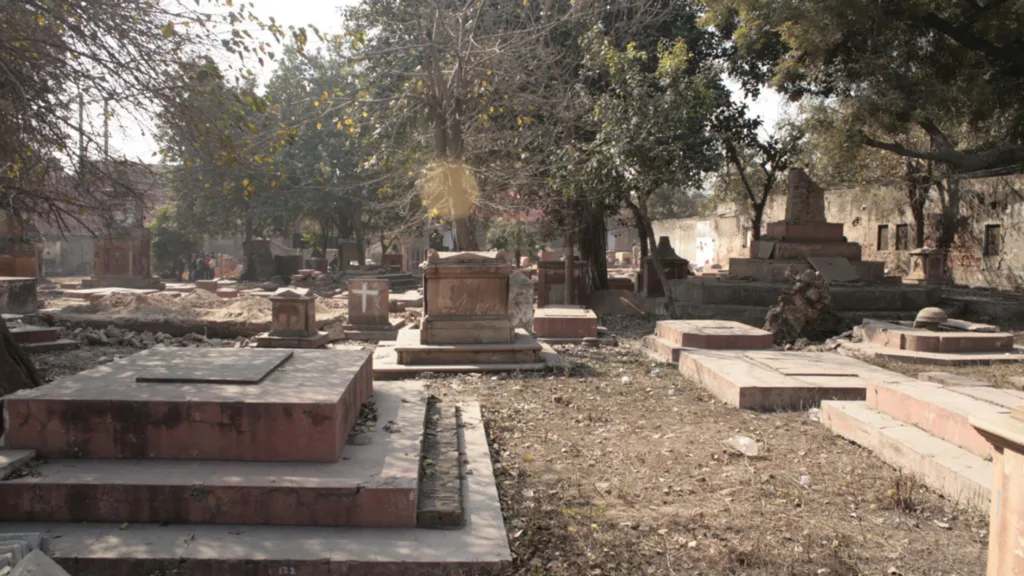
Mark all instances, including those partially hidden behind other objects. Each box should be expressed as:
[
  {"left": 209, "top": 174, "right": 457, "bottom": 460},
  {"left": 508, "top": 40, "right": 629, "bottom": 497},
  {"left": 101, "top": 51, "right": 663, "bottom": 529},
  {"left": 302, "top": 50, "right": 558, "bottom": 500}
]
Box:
[
  {"left": 704, "top": 0, "right": 1024, "bottom": 173},
  {"left": 486, "top": 219, "right": 540, "bottom": 264},
  {"left": 149, "top": 206, "right": 198, "bottom": 278}
]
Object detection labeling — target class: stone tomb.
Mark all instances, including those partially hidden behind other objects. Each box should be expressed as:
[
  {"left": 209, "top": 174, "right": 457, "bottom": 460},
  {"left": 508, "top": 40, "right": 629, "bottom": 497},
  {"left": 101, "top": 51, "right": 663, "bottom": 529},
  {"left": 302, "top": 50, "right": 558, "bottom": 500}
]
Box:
[
  {"left": 343, "top": 278, "right": 402, "bottom": 341},
  {"left": 0, "top": 348, "right": 513, "bottom": 573},
  {"left": 83, "top": 229, "right": 163, "bottom": 290},
  {"left": 643, "top": 319, "right": 773, "bottom": 363},
  {"left": 255, "top": 287, "right": 330, "bottom": 348},
  {"left": 533, "top": 305, "right": 602, "bottom": 344},
  {"left": 905, "top": 248, "right": 948, "bottom": 285},
  {"left": 536, "top": 260, "right": 588, "bottom": 307},
  {"left": 841, "top": 318, "right": 1024, "bottom": 365},
  {"left": 373, "top": 251, "right": 554, "bottom": 377},
  {"left": 638, "top": 237, "right": 690, "bottom": 297},
  {"left": 729, "top": 169, "right": 885, "bottom": 283},
  {"left": 972, "top": 404, "right": 1024, "bottom": 574}
]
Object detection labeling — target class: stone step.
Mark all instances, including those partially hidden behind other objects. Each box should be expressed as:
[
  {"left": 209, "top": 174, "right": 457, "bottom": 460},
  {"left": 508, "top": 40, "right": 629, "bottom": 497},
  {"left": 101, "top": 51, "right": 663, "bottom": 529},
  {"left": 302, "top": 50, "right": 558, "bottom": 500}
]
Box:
[
  {"left": 2, "top": 349, "right": 372, "bottom": 462},
  {"left": 20, "top": 339, "right": 79, "bottom": 354},
  {"left": 820, "top": 401, "right": 991, "bottom": 507},
  {"left": 394, "top": 330, "right": 542, "bottom": 365},
  {"left": 0, "top": 381, "right": 426, "bottom": 527},
  {"left": 7, "top": 325, "right": 60, "bottom": 345},
  {"left": 641, "top": 335, "right": 685, "bottom": 364},
  {"left": 0, "top": 403, "right": 511, "bottom": 575},
  {"left": 655, "top": 320, "right": 773, "bottom": 350},
  {"left": 866, "top": 380, "right": 1009, "bottom": 458}
]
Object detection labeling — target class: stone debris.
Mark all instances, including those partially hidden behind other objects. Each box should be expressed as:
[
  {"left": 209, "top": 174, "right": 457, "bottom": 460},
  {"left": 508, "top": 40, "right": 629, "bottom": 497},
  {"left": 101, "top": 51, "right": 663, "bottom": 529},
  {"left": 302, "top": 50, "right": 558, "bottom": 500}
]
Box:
[
  {"left": 0, "top": 534, "right": 60, "bottom": 576},
  {"left": 62, "top": 324, "right": 243, "bottom": 349},
  {"left": 724, "top": 435, "right": 759, "bottom": 457},
  {"left": 9, "top": 549, "right": 70, "bottom": 576},
  {"left": 763, "top": 266, "right": 846, "bottom": 345}
]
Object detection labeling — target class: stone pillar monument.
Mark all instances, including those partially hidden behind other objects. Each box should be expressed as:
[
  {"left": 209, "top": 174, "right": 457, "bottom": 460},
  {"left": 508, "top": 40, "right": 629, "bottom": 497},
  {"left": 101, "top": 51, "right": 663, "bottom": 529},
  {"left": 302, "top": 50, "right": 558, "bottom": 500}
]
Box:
[
  {"left": 421, "top": 250, "right": 515, "bottom": 344},
  {"left": 255, "top": 287, "right": 330, "bottom": 348},
  {"left": 343, "top": 278, "right": 401, "bottom": 340}
]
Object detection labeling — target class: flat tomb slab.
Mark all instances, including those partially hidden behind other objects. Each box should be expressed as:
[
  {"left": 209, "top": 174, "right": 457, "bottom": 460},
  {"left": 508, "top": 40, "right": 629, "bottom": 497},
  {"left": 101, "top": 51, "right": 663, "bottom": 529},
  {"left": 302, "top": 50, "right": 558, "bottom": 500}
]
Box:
[
  {"left": 839, "top": 340, "right": 1024, "bottom": 366},
  {"left": 2, "top": 348, "right": 372, "bottom": 462},
  {"left": 0, "top": 402, "right": 511, "bottom": 576},
  {"left": 678, "top": 349, "right": 915, "bottom": 410},
  {"left": 254, "top": 331, "right": 331, "bottom": 349},
  {"left": 133, "top": 348, "right": 292, "bottom": 383},
  {"left": 533, "top": 307, "right": 598, "bottom": 339},
  {"left": 374, "top": 333, "right": 557, "bottom": 378},
  {"left": 854, "top": 320, "right": 1015, "bottom": 353},
  {"left": 655, "top": 320, "right": 773, "bottom": 350},
  {"left": 0, "top": 381, "right": 424, "bottom": 528}
]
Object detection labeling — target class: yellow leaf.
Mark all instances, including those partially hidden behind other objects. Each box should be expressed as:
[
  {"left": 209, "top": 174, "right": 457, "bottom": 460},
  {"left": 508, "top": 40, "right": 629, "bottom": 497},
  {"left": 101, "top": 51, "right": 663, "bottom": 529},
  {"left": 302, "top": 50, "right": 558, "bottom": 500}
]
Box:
[
  {"left": 316, "top": 122, "right": 322, "bottom": 130},
  {"left": 348, "top": 126, "right": 355, "bottom": 133},
  {"left": 336, "top": 121, "right": 342, "bottom": 129},
  {"left": 523, "top": 455, "right": 534, "bottom": 462},
  {"left": 362, "top": 111, "right": 368, "bottom": 117},
  {"left": 161, "top": 21, "right": 175, "bottom": 38},
  {"left": 313, "top": 100, "right": 320, "bottom": 107},
  {"left": 344, "top": 118, "right": 353, "bottom": 125},
  {"left": 243, "top": 179, "right": 250, "bottom": 187},
  {"left": 517, "top": 117, "right": 523, "bottom": 126}
]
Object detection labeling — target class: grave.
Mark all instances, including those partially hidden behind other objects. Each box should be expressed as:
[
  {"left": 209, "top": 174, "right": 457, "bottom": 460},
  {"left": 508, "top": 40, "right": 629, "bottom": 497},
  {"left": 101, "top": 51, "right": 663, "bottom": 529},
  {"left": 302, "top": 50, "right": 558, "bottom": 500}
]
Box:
[
  {"left": 905, "top": 248, "right": 948, "bottom": 285},
  {"left": 0, "top": 349, "right": 511, "bottom": 573},
  {"left": 374, "top": 251, "right": 558, "bottom": 377},
  {"left": 0, "top": 278, "right": 37, "bottom": 314},
  {"left": 840, "top": 315, "right": 1024, "bottom": 365},
  {"left": 533, "top": 306, "right": 611, "bottom": 345},
  {"left": 642, "top": 319, "right": 773, "bottom": 363},
  {"left": 0, "top": 213, "right": 38, "bottom": 278},
  {"left": 255, "top": 287, "right": 330, "bottom": 348},
  {"left": 637, "top": 237, "right": 690, "bottom": 297},
  {"left": 729, "top": 169, "right": 885, "bottom": 283},
  {"left": 342, "top": 278, "right": 402, "bottom": 341},
  {"left": 83, "top": 230, "right": 164, "bottom": 290},
  {"left": 536, "top": 259, "right": 587, "bottom": 307},
  {"left": 971, "top": 404, "right": 1024, "bottom": 574},
  {"left": 4, "top": 317, "right": 78, "bottom": 354}
]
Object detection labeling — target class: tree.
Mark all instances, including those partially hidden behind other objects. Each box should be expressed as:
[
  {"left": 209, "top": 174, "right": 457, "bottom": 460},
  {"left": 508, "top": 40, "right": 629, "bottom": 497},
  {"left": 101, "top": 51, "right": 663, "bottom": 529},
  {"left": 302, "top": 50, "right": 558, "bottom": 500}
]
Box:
[
  {"left": 486, "top": 219, "right": 540, "bottom": 267},
  {"left": 712, "top": 110, "right": 803, "bottom": 241},
  {"left": 149, "top": 206, "right": 199, "bottom": 278},
  {"left": 704, "top": 0, "right": 1024, "bottom": 174}
]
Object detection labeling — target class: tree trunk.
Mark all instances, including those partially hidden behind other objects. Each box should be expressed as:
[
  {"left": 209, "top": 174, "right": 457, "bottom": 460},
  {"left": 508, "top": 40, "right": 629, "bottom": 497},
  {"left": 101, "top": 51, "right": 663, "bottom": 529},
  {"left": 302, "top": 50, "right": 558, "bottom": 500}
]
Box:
[
  {"left": 935, "top": 178, "right": 962, "bottom": 251},
  {"left": 0, "top": 320, "right": 43, "bottom": 435},
  {"left": 627, "top": 201, "right": 648, "bottom": 260},
  {"left": 564, "top": 231, "right": 576, "bottom": 305},
  {"left": 577, "top": 202, "right": 609, "bottom": 292},
  {"left": 751, "top": 200, "right": 765, "bottom": 242},
  {"left": 639, "top": 194, "right": 673, "bottom": 305},
  {"left": 240, "top": 215, "right": 256, "bottom": 281},
  {"left": 454, "top": 217, "right": 476, "bottom": 251}
]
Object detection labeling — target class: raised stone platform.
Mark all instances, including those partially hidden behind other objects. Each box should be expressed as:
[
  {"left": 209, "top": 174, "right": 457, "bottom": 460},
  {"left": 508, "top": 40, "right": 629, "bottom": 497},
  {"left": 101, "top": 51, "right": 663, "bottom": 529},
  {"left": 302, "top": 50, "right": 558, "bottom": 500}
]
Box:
[
  {"left": 374, "top": 330, "right": 558, "bottom": 378},
  {"left": 0, "top": 382, "right": 423, "bottom": 527},
  {"left": 0, "top": 400, "right": 512, "bottom": 575},
  {"left": 643, "top": 320, "right": 772, "bottom": 363},
  {"left": 255, "top": 330, "right": 331, "bottom": 348},
  {"left": 729, "top": 257, "right": 885, "bottom": 283},
  {"left": 533, "top": 306, "right": 599, "bottom": 341},
  {"left": 677, "top": 349, "right": 913, "bottom": 410},
  {"left": 6, "top": 323, "right": 79, "bottom": 354},
  {"left": 2, "top": 348, "right": 372, "bottom": 462},
  {"left": 62, "top": 287, "right": 161, "bottom": 301},
  {"left": 841, "top": 319, "right": 1024, "bottom": 365},
  {"left": 342, "top": 321, "right": 404, "bottom": 342}
]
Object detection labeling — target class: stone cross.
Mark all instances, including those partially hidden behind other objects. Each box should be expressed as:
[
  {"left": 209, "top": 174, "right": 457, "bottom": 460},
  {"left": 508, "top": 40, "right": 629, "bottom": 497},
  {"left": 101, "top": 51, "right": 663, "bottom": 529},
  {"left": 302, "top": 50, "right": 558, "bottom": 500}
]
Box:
[{"left": 347, "top": 277, "right": 390, "bottom": 327}]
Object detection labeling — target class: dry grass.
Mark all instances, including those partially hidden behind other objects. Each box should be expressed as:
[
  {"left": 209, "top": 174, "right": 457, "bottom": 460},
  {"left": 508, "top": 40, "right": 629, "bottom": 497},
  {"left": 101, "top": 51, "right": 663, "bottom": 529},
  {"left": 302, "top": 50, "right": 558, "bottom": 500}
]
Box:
[{"left": 429, "top": 330, "right": 989, "bottom": 576}]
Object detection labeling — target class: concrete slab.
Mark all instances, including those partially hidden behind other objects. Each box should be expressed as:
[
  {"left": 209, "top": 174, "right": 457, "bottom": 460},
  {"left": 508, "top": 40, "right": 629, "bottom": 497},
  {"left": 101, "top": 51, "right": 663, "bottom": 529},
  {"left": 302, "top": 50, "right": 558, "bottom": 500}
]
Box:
[
  {"left": 133, "top": 348, "right": 293, "bottom": 384},
  {"left": 7, "top": 326, "right": 60, "bottom": 345},
  {"left": 653, "top": 320, "right": 773, "bottom": 351},
  {"left": 374, "top": 334, "right": 555, "bottom": 379},
  {"left": 866, "top": 380, "right": 1007, "bottom": 458},
  {"left": 677, "top": 349, "right": 893, "bottom": 410},
  {"left": 0, "top": 381, "right": 424, "bottom": 527},
  {"left": 918, "top": 371, "right": 994, "bottom": 387},
  {"left": 2, "top": 349, "right": 372, "bottom": 462},
  {"left": 395, "top": 329, "right": 542, "bottom": 365},
  {"left": 61, "top": 288, "right": 159, "bottom": 300},
  {"left": 855, "top": 320, "right": 1015, "bottom": 353},
  {"left": 839, "top": 340, "right": 1024, "bottom": 366},
  {"left": 533, "top": 307, "right": 598, "bottom": 339},
  {"left": 0, "top": 403, "right": 511, "bottom": 576},
  {"left": 821, "top": 401, "right": 991, "bottom": 507},
  {"left": 948, "top": 386, "right": 1024, "bottom": 410},
  {"left": 20, "top": 340, "right": 79, "bottom": 354},
  {"left": 807, "top": 256, "right": 859, "bottom": 282}
]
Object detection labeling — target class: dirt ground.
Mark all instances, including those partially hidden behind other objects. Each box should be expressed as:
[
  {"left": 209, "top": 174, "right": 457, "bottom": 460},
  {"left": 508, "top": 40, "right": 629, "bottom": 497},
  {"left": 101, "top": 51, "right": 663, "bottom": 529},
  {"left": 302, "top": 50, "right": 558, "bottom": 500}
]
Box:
[
  {"left": 18, "top": 313, "right": 990, "bottom": 575},
  {"left": 427, "top": 319, "right": 989, "bottom": 576}
]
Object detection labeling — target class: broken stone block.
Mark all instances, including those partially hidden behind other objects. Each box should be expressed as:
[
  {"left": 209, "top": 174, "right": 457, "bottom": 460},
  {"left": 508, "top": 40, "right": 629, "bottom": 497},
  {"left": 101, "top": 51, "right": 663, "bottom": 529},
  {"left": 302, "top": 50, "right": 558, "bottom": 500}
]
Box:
[{"left": 11, "top": 550, "right": 71, "bottom": 576}]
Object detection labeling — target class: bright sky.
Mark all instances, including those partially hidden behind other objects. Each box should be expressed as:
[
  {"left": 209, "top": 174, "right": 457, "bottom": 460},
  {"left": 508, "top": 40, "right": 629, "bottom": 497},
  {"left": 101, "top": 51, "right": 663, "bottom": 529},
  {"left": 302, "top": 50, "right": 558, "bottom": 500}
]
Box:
[{"left": 107, "top": 0, "right": 788, "bottom": 161}]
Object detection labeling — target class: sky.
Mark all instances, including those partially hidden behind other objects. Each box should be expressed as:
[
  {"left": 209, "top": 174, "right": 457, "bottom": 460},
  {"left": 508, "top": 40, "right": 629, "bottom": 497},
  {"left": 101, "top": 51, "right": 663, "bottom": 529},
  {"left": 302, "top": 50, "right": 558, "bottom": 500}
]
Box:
[{"left": 108, "top": 0, "right": 789, "bottom": 161}]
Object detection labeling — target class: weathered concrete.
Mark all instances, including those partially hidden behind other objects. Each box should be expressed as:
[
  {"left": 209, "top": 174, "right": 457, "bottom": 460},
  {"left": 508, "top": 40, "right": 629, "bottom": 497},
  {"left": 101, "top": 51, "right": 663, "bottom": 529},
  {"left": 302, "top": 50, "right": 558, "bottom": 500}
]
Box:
[
  {"left": 0, "top": 402, "right": 512, "bottom": 576},
  {"left": 533, "top": 306, "right": 598, "bottom": 340},
  {"left": 2, "top": 348, "right": 372, "bottom": 462},
  {"left": 839, "top": 340, "right": 1024, "bottom": 366},
  {"left": 421, "top": 251, "right": 514, "bottom": 345},
  {"left": 855, "top": 320, "right": 1015, "bottom": 353},
  {"left": 0, "top": 382, "right": 423, "bottom": 528},
  {"left": 821, "top": 401, "right": 991, "bottom": 507},
  {"left": 971, "top": 411, "right": 1024, "bottom": 575},
  {"left": 0, "top": 278, "right": 37, "bottom": 315}
]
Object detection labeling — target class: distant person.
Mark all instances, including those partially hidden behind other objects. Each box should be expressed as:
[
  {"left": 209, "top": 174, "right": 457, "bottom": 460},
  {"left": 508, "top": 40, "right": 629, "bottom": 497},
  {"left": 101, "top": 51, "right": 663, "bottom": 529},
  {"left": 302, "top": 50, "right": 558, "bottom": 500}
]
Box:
[
  {"left": 187, "top": 253, "right": 197, "bottom": 282},
  {"left": 175, "top": 255, "right": 185, "bottom": 281}
]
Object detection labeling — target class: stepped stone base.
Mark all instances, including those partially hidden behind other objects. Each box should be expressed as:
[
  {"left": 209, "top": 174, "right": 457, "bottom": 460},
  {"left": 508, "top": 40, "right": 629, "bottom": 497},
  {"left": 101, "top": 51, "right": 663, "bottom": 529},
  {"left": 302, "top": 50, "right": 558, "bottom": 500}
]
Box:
[
  {"left": 643, "top": 320, "right": 773, "bottom": 364},
  {"left": 0, "top": 382, "right": 424, "bottom": 528},
  {"left": 373, "top": 330, "right": 560, "bottom": 378},
  {"left": 2, "top": 348, "right": 372, "bottom": 462},
  {"left": 342, "top": 321, "right": 403, "bottom": 341},
  {"left": 254, "top": 330, "right": 331, "bottom": 348},
  {"left": 677, "top": 349, "right": 910, "bottom": 410},
  {"left": 765, "top": 222, "right": 844, "bottom": 241},
  {"left": 855, "top": 320, "right": 1015, "bottom": 353},
  {"left": 729, "top": 258, "right": 885, "bottom": 283},
  {"left": 839, "top": 340, "right": 1024, "bottom": 366},
  {"left": 820, "top": 401, "right": 991, "bottom": 507},
  {"left": 0, "top": 402, "right": 511, "bottom": 575}
]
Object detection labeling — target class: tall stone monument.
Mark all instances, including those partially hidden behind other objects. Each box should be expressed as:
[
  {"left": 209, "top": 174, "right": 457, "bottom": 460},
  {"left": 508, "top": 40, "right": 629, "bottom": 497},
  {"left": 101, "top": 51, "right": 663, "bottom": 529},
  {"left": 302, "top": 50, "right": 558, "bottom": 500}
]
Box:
[{"left": 729, "top": 168, "right": 885, "bottom": 283}]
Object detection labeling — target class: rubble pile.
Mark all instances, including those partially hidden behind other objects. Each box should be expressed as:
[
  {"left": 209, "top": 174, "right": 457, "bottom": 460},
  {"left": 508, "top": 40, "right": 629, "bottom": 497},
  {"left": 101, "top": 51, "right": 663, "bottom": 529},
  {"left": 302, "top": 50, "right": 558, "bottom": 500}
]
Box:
[
  {"left": 62, "top": 324, "right": 242, "bottom": 349},
  {"left": 763, "top": 266, "right": 847, "bottom": 345}
]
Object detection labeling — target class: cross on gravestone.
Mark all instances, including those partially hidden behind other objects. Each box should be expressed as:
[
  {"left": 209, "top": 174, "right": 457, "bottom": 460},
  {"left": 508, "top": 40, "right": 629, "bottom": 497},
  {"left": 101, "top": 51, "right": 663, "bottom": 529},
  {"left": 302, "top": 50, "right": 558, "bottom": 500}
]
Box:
[
  {"left": 352, "top": 281, "right": 379, "bottom": 313},
  {"left": 347, "top": 278, "right": 390, "bottom": 327}
]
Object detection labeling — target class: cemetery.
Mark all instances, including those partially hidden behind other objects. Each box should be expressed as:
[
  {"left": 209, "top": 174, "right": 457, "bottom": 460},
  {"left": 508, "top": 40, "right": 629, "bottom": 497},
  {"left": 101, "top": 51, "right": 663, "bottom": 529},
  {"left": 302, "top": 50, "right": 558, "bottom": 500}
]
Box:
[{"left": 3, "top": 1, "right": 1024, "bottom": 574}]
